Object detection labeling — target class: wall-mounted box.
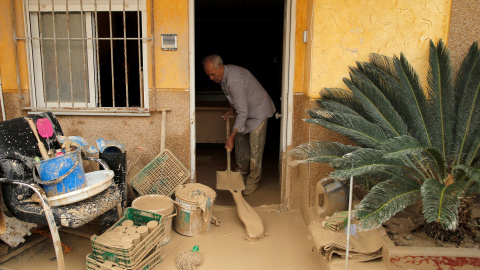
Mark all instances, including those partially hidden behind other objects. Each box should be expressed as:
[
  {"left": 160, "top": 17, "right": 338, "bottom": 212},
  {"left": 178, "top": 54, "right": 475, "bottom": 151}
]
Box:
[{"left": 161, "top": 34, "right": 177, "bottom": 50}]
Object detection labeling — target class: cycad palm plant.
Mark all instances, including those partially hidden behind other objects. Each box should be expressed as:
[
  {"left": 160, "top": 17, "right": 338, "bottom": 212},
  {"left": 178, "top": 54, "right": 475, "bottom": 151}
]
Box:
[{"left": 289, "top": 39, "right": 480, "bottom": 231}]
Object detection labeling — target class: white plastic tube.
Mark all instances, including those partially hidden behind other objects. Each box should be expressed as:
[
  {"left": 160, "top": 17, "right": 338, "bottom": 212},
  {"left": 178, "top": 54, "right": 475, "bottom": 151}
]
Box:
[{"left": 345, "top": 174, "right": 354, "bottom": 269}]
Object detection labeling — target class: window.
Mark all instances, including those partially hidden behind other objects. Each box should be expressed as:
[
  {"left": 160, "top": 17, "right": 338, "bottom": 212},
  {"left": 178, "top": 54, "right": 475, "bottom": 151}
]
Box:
[{"left": 25, "top": 0, "right": 149, "bottom": 111}]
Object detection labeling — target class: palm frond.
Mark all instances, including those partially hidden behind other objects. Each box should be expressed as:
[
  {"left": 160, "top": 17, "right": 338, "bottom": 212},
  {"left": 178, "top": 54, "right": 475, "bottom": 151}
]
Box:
[
  {"left": 421, "top": 178, "right": 463, "bottom": 230},
  {"left": 454, "top": 42, "right": 480, "bottom": 100},
  {"left": 381, "top": 136, "right": 443, "bottom": 180},
  {"left": 360, "top": 61, "right": 408, "bottom": 125},
  {"left": 318, "top": 88, "right": 371, "bottom": 121},
  {"left": 424, "top": 147, "right": 447, "bottom": 180},
  {"left": 304, "top": 112, "right": 389, "bottom": 149},
  {"left": 465, "top": 130, "right": 480, "bottom": 166},
  {"left": 343, "top": 67, "right": 408, "bottom": 137},
  {"left": 349, "top": 173, "right": 389, "bottom": 190},
  {"left": 309, "top": 100, "right": 362, "bottom": 117},
  {"left": 369, "top": 53, "right": 398, "bottom": 80},
  {"left": 288, "top": 141, "right": 358, "bottom": 167},
  {"left": 454, "top": 164, "right": 480, "bottom": 185},
  {"left": 354, "top": 179, "right": 421, "bottom": 230},
  {"left": 381, "top": 135, "right": 425, "bottom": 158},
  {"left": 329, "top": 148, "right": 411, "bottom": 180},
  {"left": 426, "top": 39, "right": 455, "bottom": 163},
  {"left": 452, "top": 42, "right": 480, "bottom": 166},
  {"left": 394, "top": 53, "right": 432, "bottom": 146}
]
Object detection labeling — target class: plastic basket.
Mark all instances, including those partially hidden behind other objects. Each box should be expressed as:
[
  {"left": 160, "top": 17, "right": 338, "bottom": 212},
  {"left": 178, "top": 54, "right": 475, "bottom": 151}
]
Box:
[
  {"left": 131, "top": 149, "right": 190, "bottom": 196},
  {"left": 90, "top": 208, "right": 164, "bottom": 267},
  {"left": 85, "top": 245, "right": 163, "bottom": 270}
]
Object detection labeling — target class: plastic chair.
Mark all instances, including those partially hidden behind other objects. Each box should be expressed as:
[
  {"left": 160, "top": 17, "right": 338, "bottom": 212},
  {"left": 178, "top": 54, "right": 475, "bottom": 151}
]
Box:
[{"left": 0, "top": 112, "right": 123, "bottom": 270}]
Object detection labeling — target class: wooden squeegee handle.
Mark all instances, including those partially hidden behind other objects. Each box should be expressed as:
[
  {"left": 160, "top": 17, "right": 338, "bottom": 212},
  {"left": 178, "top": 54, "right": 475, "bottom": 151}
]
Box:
[
  {"left": 226, "top": 115, "right": 233, "bottom": 178},
  {"left": 27, "top": 118, "right": 50, "bottom": 160}
]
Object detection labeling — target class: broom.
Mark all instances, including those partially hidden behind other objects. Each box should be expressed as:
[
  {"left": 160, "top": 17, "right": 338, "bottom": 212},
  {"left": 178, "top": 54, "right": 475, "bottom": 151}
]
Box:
[
  {"left": 176, "top": 245, "right": 202, "bottom": 270},
  {"left": 322, "top": 211, "right": 349, "bottom": 232}
]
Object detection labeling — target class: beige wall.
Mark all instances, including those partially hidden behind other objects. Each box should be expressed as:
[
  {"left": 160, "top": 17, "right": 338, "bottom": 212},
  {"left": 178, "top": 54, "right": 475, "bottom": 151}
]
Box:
[{"left": 448, "top": 0, "right": 480, "bottom": 75}]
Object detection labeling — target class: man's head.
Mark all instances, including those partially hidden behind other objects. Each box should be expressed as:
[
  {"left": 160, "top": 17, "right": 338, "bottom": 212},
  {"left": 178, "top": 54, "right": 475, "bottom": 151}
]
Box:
[{"left": 203, "top": 54, "right": 224, "bottom": 84}]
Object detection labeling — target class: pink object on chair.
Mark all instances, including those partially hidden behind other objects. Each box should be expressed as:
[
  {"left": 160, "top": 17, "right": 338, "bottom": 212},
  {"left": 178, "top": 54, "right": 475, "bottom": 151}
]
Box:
[{"left": 36, "top": 118, "right": 54, "bottom": 139}]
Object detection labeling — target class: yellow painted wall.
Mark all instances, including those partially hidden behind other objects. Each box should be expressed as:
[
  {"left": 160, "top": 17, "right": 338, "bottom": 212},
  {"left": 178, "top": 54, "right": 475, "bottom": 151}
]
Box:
[
  {"left": 298, "top": 0, "right": 452, "bottom": 99},
  {"left": 152, "top": 0, "right": 190, "bottom": 90},
  {"left": 0, "top": 0, "right": 28, "bottom": 93}
]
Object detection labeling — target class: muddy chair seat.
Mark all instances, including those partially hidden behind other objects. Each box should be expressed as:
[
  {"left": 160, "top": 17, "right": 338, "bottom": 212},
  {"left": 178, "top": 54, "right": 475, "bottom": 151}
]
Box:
[{"left": 3, "top": 181, "right": 121, "bottom": 228}]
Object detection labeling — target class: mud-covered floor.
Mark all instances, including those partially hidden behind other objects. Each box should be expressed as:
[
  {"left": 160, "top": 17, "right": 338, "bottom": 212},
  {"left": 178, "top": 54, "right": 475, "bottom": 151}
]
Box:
[
  {"left": 0, "top": 143, "right": 321, "bottom": 270},
  {"left": 195, "top": 143, "right": 281, "bottom": 207},
  {"left": 0, "top": 205, "right": 319, "bottom": 270}
]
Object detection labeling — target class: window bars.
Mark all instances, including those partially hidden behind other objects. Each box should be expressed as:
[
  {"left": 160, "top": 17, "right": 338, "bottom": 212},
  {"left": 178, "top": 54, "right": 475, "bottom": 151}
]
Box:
[{"left": 16, "top": 0, "right": 151, "bottom": 112}]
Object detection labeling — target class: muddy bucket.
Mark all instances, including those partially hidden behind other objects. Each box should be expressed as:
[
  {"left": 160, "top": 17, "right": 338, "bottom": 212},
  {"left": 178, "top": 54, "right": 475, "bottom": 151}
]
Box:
[
  {"left": 33, "top": 148, "right": 87, "bottom": 197},
  {"left": 131, "top": 194, "right": 175, "bottom": 245},
  {"left": 173, "top": 183, "right": 216, "bottom": 237}
]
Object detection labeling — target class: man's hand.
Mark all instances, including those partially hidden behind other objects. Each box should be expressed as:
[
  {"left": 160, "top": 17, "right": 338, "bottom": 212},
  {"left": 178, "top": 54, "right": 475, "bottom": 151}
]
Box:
[
  {"left": 222, "top": 106, "right": 235, "bottom": 121},
  {"left": 225, "top": 138, "right": 234, "bottom": 152},
  {"left": 225, "top": 130, "right": 238, "bottom": 151}
]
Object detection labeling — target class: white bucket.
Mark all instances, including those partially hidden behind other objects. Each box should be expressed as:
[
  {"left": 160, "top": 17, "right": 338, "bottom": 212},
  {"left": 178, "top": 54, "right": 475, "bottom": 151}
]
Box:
[
  {"left": 131, "top": 194, "right": 175, "bottom": 245},
  {"left": 173, "top": 183, "right": 216, "bottom": 237}
]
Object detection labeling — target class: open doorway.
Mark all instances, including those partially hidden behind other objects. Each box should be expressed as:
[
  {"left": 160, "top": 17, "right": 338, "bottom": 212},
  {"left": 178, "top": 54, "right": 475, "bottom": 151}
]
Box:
[{"left": 194, "top": 0, "right": 285, "bottom": 206}]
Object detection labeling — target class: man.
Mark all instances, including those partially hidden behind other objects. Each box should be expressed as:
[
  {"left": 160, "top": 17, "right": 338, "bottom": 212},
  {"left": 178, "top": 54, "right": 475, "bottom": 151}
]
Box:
[{"left": 203, "top": 54, "right": 276, "bottom": 196}]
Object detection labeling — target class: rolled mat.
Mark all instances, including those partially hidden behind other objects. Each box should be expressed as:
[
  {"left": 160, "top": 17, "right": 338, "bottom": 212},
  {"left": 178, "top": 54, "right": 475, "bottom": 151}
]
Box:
[{"left": 308, "top": 220, "right": 385, "bottom": 262}]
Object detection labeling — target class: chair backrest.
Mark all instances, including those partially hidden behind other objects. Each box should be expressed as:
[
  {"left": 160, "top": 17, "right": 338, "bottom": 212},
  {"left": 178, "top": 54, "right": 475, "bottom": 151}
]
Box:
[
  {"left": 0, "top": 112, "right": 63, "bottom": 181},
  {"left": 0, "top": 112, "right": 64, "bottom": 222}
]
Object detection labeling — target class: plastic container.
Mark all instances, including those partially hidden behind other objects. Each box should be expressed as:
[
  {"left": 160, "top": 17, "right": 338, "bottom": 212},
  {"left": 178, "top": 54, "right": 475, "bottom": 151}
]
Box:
[
  {"left": 35, "top": 170, "right": 114, "bottom": 207},
  {"left": 315, "top": 178, "right": 348, "bottom": 218},
  {"left": 90, "top": 208, "right": 164, "bottom": 267},
  {"left": 132, "top": 195, "right": 175, "bottom": 245},
  {"left": 85, "top": 246, "right": 162, "bottom": 270},
  {"left": 173, "top": 183, "right": 216, "bottom": 236},
  {"left": 33, "top": 148, "right": 87, "bottom": 197}
]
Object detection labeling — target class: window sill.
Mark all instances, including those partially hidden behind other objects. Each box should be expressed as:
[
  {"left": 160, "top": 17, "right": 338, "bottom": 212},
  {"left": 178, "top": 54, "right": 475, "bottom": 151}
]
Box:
[{"left": 24, "top": 107, "right": 151, "bottom": 117}]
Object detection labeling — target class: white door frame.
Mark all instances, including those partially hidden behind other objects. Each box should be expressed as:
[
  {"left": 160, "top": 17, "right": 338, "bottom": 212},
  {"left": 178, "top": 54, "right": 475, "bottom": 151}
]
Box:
[
  {"left": 188, "top": 0, "right": 295, "bottom": 199},
  {"left": 279, "top": 0, "right": 295, "bottom": 206},
  {"left": 189, "top": 0, "right": 196, "bottom": 181}
]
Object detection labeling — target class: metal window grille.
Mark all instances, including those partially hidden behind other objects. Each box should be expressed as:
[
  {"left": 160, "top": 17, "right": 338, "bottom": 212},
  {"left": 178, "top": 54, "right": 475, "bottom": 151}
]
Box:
[{"left": 18, "top": 0, "right": 151, "bottom": 112}]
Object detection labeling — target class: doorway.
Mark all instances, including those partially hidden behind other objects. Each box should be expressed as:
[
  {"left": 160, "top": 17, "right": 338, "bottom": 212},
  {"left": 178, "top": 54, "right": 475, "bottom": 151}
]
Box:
[{"left": 194, "top": 0, "right": 285, "bottom": 206}]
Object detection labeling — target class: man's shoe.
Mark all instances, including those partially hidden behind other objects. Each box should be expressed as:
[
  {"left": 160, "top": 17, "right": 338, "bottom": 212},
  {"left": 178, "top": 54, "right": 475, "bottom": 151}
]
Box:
[{"left": 242, "top": 183, "right": 259, "bottom": 196}]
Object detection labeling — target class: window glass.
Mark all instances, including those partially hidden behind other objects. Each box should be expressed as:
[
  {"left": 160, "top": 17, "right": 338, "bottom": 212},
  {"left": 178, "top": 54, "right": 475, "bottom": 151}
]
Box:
[{"left": 41, "top": 13, "right": 89, "bottom": 103}]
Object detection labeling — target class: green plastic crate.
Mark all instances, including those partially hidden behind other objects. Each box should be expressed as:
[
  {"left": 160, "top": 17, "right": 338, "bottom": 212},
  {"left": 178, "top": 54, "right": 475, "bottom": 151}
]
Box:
[
  {"left": 90, "top": 208, "right": 164, "bottom": 267},
  {"left": 86, "top": 245, "right": 162, "bottom": 270}
]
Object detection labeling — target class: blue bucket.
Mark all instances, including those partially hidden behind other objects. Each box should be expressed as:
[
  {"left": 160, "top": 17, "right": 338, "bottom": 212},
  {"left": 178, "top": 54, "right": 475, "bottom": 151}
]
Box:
[{"left": 33, "top": 148, "right": 87, "bottom": 197}]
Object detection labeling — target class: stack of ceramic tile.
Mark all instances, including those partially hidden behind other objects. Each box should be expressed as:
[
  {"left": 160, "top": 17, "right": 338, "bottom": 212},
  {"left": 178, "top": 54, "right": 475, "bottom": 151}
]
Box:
[{"left": 87, "top": 208, "right": 164, "bottom": 270}]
